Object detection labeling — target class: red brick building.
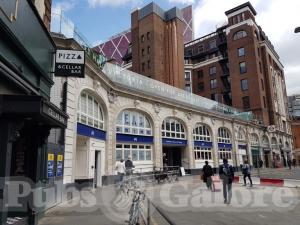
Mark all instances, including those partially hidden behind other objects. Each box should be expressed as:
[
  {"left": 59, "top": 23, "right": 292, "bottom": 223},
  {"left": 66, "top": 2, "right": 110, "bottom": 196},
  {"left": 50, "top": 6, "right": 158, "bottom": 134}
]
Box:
[{"left": 185, "top": 2, "right": 289, "bottom": 129}]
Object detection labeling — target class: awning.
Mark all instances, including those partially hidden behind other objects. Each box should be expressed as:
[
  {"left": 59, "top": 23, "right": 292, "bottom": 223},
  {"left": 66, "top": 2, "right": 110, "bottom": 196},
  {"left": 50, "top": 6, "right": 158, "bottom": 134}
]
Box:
[{"left": 0, "top": 94, "right": 68, "bottom": 128}]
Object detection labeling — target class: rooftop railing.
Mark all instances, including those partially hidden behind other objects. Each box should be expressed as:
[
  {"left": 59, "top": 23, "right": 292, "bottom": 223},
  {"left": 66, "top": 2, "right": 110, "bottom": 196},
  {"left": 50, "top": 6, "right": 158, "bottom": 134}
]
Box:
[{"left": 103, "top": 63, "right": 254, "bottom": 122}]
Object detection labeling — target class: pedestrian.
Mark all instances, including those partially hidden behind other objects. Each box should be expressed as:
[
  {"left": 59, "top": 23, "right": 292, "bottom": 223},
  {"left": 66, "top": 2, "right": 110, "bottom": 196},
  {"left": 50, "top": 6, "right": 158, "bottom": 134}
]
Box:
[
  {"left": 125, "top": 155, "right": 135, "bottom": 175},
  {"left": 202, "top": 161, "right": 214, "bottom": 190},
  {"left": 163, "top": 153, "right": 168, "bottom": 171},
  {"left": 287, "top": 158, "right": 292, "bottom": 170},
  {"left": 219, "top": 158, "right": 234, "bottom": 204},
  {"left": 292, "top": 158, "right": 297, "bottom": 168},
  {"left": 242, "top": 160, "right": 253, "bottom": 187},
  {"left": 115, "top": 159, "right": 126, "bottom": 184},
  {"left": 259, "top": 158, "right": 263, "bottom": 168}
]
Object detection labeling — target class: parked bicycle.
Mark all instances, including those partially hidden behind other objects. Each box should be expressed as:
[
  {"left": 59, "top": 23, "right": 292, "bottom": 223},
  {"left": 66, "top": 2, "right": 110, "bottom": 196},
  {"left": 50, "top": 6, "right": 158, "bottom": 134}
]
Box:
[{"left": 126, "top": 189, "right": 146, "bottom": 225}]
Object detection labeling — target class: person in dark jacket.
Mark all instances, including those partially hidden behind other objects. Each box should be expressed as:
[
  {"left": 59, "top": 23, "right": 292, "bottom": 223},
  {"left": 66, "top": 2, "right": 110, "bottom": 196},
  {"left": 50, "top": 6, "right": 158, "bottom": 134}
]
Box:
[
  {"left": 242, "top": 160, "right": 252, "bottom": 187},
  {"left": 219, "top": 158, "right": 234, "bottom": 204},
  {"left": 202, "top": 161, "right": 214, "bottom": 190},
  {"left": 125, "top": 156, "right": 135, "bottom": 175}
]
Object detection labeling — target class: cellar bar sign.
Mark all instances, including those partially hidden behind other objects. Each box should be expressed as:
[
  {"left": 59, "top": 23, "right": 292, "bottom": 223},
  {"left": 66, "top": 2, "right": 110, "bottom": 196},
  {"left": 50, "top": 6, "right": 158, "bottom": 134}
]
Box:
[{"left": 55, "top": 49, "right": 85, "bottom": 77}]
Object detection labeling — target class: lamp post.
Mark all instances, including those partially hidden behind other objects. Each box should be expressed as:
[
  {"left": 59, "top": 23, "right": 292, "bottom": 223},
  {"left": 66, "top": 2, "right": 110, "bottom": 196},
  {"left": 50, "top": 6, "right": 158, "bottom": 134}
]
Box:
[{"left": 295, "top": 27, "right": 300, "bottom": 33}]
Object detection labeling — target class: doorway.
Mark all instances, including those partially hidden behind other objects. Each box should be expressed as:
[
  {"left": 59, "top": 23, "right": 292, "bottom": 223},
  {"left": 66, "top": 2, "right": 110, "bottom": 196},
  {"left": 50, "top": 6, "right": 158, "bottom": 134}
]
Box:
[
  {"left": 163, "top": 147, "right": 183, "bottom": 167},
  {"left": 94, "top": 151, "right": 102, "bottom": 187}
]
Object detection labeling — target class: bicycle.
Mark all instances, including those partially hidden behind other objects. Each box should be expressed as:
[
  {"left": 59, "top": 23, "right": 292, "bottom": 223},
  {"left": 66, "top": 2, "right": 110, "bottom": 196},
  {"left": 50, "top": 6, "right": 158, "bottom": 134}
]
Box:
[{"left": 126, "top": 189, "right": 146, "bottom": 225}]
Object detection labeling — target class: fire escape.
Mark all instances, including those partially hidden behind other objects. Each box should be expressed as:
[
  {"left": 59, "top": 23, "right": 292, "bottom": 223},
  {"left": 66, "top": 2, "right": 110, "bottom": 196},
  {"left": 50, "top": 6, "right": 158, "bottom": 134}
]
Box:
[{"left": 217, "top": 28, "right": 232, "bottom": 106}]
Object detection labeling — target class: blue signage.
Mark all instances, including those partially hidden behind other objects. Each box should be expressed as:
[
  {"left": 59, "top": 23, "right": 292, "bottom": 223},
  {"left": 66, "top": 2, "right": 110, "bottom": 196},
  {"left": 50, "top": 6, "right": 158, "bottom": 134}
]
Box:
[
  {"left": 238, "top": 144, "right": 247, "bottom": 150},
  {"left": 77, "top": 123, "right": 106, "bottom": 140},
  {"left": 47, "top": 154, "right": 54, "bottom": 178},
  {"left": 162, "top": 138, "right": 187, "bottom": 146},
  {"left": 218, "top": 143, "right": 232, "bottom": 149},
  {"left": 56, "top": 155, "right": 63, "bottom": 177},
  {"left": 116, "top": 134, "right": 154, "bottom": 143},
  {"left": 194, "top": 141, "right": 213, "bottom": 148}
]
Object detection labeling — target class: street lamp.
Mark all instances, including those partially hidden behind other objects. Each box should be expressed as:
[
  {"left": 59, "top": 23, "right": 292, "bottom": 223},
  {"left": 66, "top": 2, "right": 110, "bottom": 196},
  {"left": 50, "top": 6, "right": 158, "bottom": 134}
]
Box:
[{"left": 295, "top": 27, "right": 300, "bottom": 33}]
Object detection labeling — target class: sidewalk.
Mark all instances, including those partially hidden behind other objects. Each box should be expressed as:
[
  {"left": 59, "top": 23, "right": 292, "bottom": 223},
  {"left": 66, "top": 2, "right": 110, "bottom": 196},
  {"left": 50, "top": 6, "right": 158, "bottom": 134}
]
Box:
[{"left": 38, "top": 186, "right": 132, "bottom": 225}]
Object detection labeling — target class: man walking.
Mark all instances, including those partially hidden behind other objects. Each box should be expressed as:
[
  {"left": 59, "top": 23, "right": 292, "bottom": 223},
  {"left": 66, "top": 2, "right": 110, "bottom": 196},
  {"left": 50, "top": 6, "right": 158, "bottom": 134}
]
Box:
[
  {"left": 219, "top": 158, "right": 234, "bottom": 204},
  {"left": 125, "top": 155, "right": 135, "bottom": 175},
  {"left": 202, "top": 161, "right": 214, "bottom": 190},
  {"left": 242, "top": 160, "right": 253, "bottom": 187}
]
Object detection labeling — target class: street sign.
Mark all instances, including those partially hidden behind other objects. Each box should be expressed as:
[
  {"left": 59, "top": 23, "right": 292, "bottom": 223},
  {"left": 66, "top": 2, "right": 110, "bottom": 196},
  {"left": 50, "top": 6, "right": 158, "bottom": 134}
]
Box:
[
  {"left": 55, "top": 49, "right": 85, "bottom": 77},
  {"left": 47, "top": 153, "right": 54, "bottom": 178}
]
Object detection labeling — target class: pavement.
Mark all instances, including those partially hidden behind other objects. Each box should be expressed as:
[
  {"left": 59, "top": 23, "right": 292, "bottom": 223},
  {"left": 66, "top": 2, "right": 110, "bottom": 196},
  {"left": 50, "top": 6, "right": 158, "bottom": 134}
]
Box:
[
  {"left": 145, "top": 176, "right": 300, "bottom": 225},
  {"left": 38, "top": 176, "right": 300, "bottom": 225}
]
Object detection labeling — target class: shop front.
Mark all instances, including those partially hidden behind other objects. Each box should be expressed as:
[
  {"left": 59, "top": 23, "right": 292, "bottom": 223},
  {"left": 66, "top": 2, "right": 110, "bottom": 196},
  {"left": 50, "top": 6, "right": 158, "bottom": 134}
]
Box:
[{"left": 0, "top": 1, "right": 67, "bottom": 224}]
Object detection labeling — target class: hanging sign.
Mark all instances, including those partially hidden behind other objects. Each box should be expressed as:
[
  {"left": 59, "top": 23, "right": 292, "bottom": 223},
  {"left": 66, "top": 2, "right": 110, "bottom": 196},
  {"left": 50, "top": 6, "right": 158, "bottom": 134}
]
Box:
[
  {"left": 55, "top": 49, "right": 85, "bottom": 77},
  {"left": 56, "top": 155, "right": 63, "bottom": 177},
  {"left": 47, "top": 153, "right": 55, "bottom": 178}
]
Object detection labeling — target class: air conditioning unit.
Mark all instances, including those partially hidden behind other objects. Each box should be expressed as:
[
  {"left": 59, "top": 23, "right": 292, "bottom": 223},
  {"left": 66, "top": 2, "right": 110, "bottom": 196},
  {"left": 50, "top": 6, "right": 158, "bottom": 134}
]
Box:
[{"left": 267, "top": 125, "right": 276, "bottom": 133}]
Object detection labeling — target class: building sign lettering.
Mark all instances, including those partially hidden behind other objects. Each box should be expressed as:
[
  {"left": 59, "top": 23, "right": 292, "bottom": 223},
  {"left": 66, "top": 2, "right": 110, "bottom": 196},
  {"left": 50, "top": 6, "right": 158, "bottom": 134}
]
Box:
[{"left": 55, "top": 49, "right": 85, "bottom": 77}]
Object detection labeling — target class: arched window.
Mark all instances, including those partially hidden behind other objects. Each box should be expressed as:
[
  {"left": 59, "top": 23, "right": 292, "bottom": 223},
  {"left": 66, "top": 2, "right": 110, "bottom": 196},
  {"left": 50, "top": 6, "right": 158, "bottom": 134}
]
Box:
[
  {"left": 116, "top": 110, "right": 152, "bottom": 136},
  {"left": 237, "top": 128, "right": 246, "bottom": 141},
  {"left": 271, "top": 137, "right": 278, "bottom": 149},
  {"left": 262, "top": 135, "right": 270, "bottom": 147},
  {"left": 193, "top": 124, "right": 212, "bottom": 164},
  {"left": 233, "top": 30, "right": 247, "bottom": 40},
  {"left": 162, "top": 118, "right": 186, "bottom": 139},
  {"left": 250, "top": 133, "right": 259, "bottom": 146},
  {"left": 193, "top": 124, "right": 211, "bottom": 141},
  {"left": 218, "top": 127, "right": 231, "bottom": 143},
  {"left": 77, "top": 92, "right": 104, "bottom": 129}
]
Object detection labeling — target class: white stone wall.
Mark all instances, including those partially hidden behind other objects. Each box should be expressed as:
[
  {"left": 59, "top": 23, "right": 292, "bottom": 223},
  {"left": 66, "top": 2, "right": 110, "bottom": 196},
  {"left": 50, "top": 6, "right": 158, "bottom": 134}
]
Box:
[{"left": 60, "top": 68, "right": 293, "bottom": 184}]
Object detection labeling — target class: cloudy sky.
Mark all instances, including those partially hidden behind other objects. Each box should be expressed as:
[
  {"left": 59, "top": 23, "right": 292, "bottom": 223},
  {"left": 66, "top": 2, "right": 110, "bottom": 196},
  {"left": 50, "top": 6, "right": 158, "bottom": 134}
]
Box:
[{"left": 52, "top": 0, "right": 300, "bottom": 95}]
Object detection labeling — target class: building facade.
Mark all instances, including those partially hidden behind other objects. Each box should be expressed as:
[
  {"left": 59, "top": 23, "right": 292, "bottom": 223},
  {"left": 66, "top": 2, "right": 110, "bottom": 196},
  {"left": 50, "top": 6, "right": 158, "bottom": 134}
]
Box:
[
  {"left": 53, "top": 36, "right": 292, "bottom": 188},
  {"left": 32, "top": 0, "right": 52, "bottom": 30},
  {"left": 93, "top": 5, "right": 193, "bottom": 66},
  {"left": 184, "top": 2, "right": 289, "bottom": 133},
  {"left": 131, "top": 2, "right": 185, "bottom": 89},
  {"left": 288, "top": 95, "right": 300, "bottom": 164},
  {"left": 0, "top": 0, "right": 67, "bottom": 224}
]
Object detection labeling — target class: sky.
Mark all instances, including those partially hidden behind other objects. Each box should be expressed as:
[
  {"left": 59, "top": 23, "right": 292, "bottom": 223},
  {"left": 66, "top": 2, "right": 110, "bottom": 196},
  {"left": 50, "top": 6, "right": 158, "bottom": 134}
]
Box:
[{"left": 52, "top": 0, "right": 300, "bottom": 95}]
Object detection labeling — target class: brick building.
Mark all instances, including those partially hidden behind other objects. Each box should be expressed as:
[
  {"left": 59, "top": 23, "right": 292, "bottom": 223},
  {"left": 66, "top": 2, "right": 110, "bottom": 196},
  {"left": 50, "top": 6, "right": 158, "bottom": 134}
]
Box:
[
  {"left": 184, "top": 2, "right": 289, "bottom": 131},
  {"left": 130, "top": 2, "right": 185, "bottom": 89},
  {"left": 288, "top": 95, "right": 300, "bottom": 164}
]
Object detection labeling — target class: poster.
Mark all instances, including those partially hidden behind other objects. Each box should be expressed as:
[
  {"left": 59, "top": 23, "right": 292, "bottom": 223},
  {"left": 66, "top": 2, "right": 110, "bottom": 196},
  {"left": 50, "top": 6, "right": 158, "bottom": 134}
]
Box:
[
  {"left": 47, "top": 153, "right": 54, "bottom": 178},
  {"left": 56, "top": 155, "right": 63, "bottom": 177}
]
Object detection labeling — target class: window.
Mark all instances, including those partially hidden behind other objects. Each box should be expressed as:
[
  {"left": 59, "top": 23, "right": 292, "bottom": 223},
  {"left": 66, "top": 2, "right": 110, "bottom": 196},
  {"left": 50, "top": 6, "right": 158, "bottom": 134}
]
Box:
[
  {"left": 210, "top": 79, "right": 217, "bottom": 89},
  {"left": 237, "top": 14, "right": 241, "bottom": 23},
  {"left": 232, "top": 17, "right": 236, "bottom": 25},
  {"left": 142, "top": 63, "right": 145, "bottom": 72},
  {"left": 194, "top": 147, "right": 212, "bottom": 161},
  {"left": 148, "top": 60, "right": 151, "bottom": 69},
  {"left": 116, "top": 144, "right": 152, "bottom": 161},
  {"left": 250, "top": 134, "right": 259, "bottom": 146},
  {"left": 193, "top": 124, "right": 211, "bottom": 142},
  {"left": 209, "top": 39, "right": 216, "bottom": 49},
  {"left": 239, "top": 62, "right": 247, "bottom": 74},
  {"left": 77, "top": 92, "right": 104, "bottom": 129},
  {"left": 184, "top": 71, "right": 191, "bottom": 81},
  {"left": 242, "top": 96, "right": 250, "bottom": 109},
  {"left": 147, "top": 46, "right": 150, "bottom": 54},
  {"left": 185, "top": 84, "right": 191, "bottom": 92},
  {"left": 198, "top": 82, "right": 204, "bottom": 92},
  {"left": 209, "top": 66, "right": 216, "bottom": 75},
  {"left": 116, "top": 110, "right": 152, "bottom": 136},
  {"left": 162, "top": 118, "right": 185, "bottom": 139},
  {"left": 141, "top": 35, "right": 145, "bottom": 42},
  {"left": 261, "top": 79, "right": 264, "bottom": 91},
  {"left": 147, "top": 32, "right": 150, "bottom": 40},
  {"left": 241, "top": 13, "right": 245, "bottom": 21},
  {"left": 198, "top": 45, "right": 204, "bottom": 52},
  {"left": 141, "top": 49, "right": 145, "bottom": 56},
  {"left": 219, "top": 149, "right": 232, "bottom": 160},
  {"left": 238, "top": 47, "right": 245, "bottom": 57},
  {"left": 197, "top": 70, "right": 203, "bottom": 79},
  {"left": 233, "top": 30, "right": 247, "bottom": 40},
  {"left": 241, "top": 79, "right": 248, "bottom": 91},
  {"left": 211, "top": 93, "right": 218, "bottom": 101},
  {"left": 218, "top": 128, "right": 231, "bottom": 143},
  {"left": 259, "top": 62, "right": 262, "bottom": 73},
  {"left": 263, "top": 96, "right": 267, "bottom": 108}
]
